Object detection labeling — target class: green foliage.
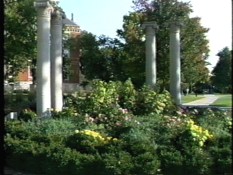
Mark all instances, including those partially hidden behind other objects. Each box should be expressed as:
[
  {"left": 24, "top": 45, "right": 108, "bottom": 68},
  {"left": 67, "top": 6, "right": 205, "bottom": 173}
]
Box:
[
  {"left": 211, "top": 47, "right": 232, "bottom": 93},
  {"left": 181, "top": 17, "right": 210, "bottom": 87},
  {"left": 69, "top": 80, "right": 119, "bottom": 116},
  {"left": 208, "top": 143, "right": 232, "bottom": 174},
  {"left": 51, "top": 107, "right": 78, "bottom": 119},
  {"left": 5, "top": 118, "right": 77, "bottom": 142},
  {"left": 189, "top": 108, "right": 232, "bottom": 133},
  {"left": 117, "top": 0, "right": 210, "bottom": 89},
  {"left": 185, "top": 119, "right": 214, "bottom": 147},
  {"left": 18, "top": 108, "right": 37, "bottom": 121},
  {"left": 65, "top": 130, "right": 119, "bottom": 154},
  {"left": 4, "top": 0, "right": 37, "bottom": 79},
  {"left": 4, "top": 0, "right": 66, "bottom": 82},
  {"left": 117, "top": 79, "right": 137, "bottom": 111},
  {"left": 120, "top": 126, "right": 161, "bottom": 175},
  {"left": 5, "top": 135, "right": 106, "bottom": 175},
  {"left": 184, "top": 108, "right": 232, "bottom": 174},
  {"left": 63, "top": 79, "right": 177, "bottom": 139},
  {"left": 4, "top": 91, "right": 35, "bottom": 114},
  {"left": 65, "top": 79, "right": 176, "bottom": 118},
  {"left": 134, "top": 86, "right": 176, "bottom": 115},
  {"left": 101, "top": 149, "right": 134, "bottom": 175},
  {"left": 4, "top": 81, "right": 232, "bottom": 175},
  {"left": 66, "top": 0, "right": 210, "bottom": 89},
  {"left": 77, "top": 32, "right": 126, "bottom": 82}
]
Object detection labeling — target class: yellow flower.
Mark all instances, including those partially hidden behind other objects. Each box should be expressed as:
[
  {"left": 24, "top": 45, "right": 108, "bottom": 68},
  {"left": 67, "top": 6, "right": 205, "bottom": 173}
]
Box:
[
  {"left": 75, "top": 129, "right": 118, "bottom": 145},
  {"left": 199, "top": 141, "right": 204, "bottom": 147},
  {"left": 186, "top": 119, "right": 214, "bottom": 147}
]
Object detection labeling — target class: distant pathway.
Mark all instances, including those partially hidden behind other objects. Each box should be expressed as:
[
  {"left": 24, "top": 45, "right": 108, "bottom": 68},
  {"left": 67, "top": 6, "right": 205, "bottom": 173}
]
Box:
[{"left": 182, "top": 94, "right": 219, "bottom": 106}]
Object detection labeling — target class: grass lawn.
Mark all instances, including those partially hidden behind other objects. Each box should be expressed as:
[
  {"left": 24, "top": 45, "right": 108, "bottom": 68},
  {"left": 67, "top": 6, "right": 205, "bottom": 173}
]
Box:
[
  {"left": 181, "top": 94, "right": 205, "bottom": 103},
  {"left": 210, "top": 94, "right": 232, "bottom": 107}
]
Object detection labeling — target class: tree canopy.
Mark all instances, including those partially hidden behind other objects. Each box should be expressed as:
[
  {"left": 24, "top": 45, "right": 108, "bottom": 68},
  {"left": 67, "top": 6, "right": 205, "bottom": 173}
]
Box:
[
  {"left": 120, "top": 0, "right": 210, "bottom": 89},
  {"left": 77, "top": 31, "right": 126, "bottom": 82},
  {"left": 211, "top": 47, "right": 232, "bottom": 93},
  {"left": 4, "top": 0, "right": 64, "bottom": 83},
  {"left": 4, "top": 0, "right": 37, "bottom": 81},
  {"left": 5, "top": 0, "right": 211, "bottom": 91},
  {"left": 79, "top": 0, "right": 210, "bottom": 90}
]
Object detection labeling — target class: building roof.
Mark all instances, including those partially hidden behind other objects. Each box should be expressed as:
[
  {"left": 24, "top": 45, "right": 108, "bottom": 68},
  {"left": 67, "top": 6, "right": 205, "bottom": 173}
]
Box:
[{"left": 63, "top": 18, "right": 80, "bottom": 27}]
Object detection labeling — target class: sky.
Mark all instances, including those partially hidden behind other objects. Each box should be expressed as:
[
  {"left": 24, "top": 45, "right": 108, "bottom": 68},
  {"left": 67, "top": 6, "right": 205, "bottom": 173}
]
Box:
[{"left": 59, "top": 0, "right": 232, "bottom": 72}]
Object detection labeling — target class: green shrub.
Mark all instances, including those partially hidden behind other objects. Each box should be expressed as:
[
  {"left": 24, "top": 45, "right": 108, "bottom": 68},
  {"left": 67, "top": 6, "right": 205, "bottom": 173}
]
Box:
[
  {"left": 187, "top": 108, "right": 232, "bottom": 174},
  {"left": 72, "top": 80, "right": 119, "bottom": 116},
  {"left": 157, "top": 146, "right": 184, "bottom": 175},
  {"left": 134, "top": 86, "right": 176, "bottom": 115},
  {"left": 4, "top": 91, "right": 36, "bottom": 114},
  {"left": 4, "top": 80, "right": 232, "bottom": 175},
  {"left": 140, "top": 114, "right": 215, "bottom": 175},
  {"left": 5, "top": 135, "right": 105, "bottom": 175},
  {"left": 5, "top": 135, "right": 49, "bottom": 174},
  {"left": 119, "top": 124, "right": 161, "bottom": 175},
  {"left": 182, "top": 147, "right": 213, "bottom": 175},
  {"left": 64, "top": 79, "right": 176, "bottom": 118},
  {"left": 206, "top": 130, "right": 232, "bottom": 174},
  {"left": 208, "top": 145, "right": 232, "bottom": 174},
  {"left": 102, "top": 151, "right": 133, "bottom": 175},
  {"left": 117, "top": 79, "right": 137, "bottom": 112},
  {"left": 51, "top": 107, "right": 78, "bottom": 119},
  {"left": 5, "top": 118, "right": 77, "bottom": 142},
  {"left": 18, "top": 109, "right": 37, "bottom": 121},
  {"left": 65, "top": 129, "right": 118, "bottom": 154}
]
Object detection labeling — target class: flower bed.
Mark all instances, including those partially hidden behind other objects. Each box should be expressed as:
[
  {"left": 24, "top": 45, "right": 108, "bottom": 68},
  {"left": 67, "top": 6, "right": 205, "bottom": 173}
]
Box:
[{"left": 5, "top": 80, "right": 232, "bottom": 175}]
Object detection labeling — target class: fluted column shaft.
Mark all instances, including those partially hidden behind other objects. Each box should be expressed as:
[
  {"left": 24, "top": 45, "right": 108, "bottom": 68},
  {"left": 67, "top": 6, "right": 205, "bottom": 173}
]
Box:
[
  {"left": 34, "top": 1, "right": 53, "bottom": 116},
  {"left": 51, "top": 10, "right": 63, "bottom": 111},
  {"left": 142, "top": 21, "right": 158, "bottom": 88},
  {"left": 169, "top": 23, "right": 181, "bottom": 105}
]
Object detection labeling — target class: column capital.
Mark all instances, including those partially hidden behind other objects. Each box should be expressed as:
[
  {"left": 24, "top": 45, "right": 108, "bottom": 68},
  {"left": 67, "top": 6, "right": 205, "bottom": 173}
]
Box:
[
  {"left": 34, "top": 0, "right": 51, "bottom": 8},
  {"left": 51, "top": 9, "right": 65, "bottom": 25},
  {"left": 34, "top": 0, "right": 53, "bottom": 18},
  {"left": 170, "top": 22, "right": 183, "bottom": 32},
  {"left": 142, "top": 21, "right": 158, "bottom": 30}
]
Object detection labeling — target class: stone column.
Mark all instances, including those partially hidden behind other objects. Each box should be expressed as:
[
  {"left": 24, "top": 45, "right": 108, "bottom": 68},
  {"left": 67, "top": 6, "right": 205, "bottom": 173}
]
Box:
[
  {"left": 51, "top": 9, "right": 63, "bottom": 111},
  {"left": 169, "top": 22, "right": 182, "bottom": 105},
  {"left": 34, "top": 0, "right": 53, "bottom": 116},
  {"left": 142, "top": 21, "right": 158, "bottom": 88}
]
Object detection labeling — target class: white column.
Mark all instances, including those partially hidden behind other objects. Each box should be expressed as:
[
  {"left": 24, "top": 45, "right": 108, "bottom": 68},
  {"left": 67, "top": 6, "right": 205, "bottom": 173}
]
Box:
[
  {"left": 51, "top": 10, "right": 63, "bottom": 111},
  {"left": 34, "top": 0, "right": 53, "bottom": 116},
  {"left": 142, "top": 21, "right": 158, "bottom": 88},
  {"left": 169, "top": 22, "right": 181, "bottom": 105}
]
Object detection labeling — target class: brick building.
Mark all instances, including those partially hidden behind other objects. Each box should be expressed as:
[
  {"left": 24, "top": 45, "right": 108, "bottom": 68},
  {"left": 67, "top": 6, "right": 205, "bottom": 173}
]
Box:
[
  {"left": 11, "top": 14, "right": 82, "bottom": 91},
  {"left": 63, "top": 14, "right": 83, "bottom": 84}
]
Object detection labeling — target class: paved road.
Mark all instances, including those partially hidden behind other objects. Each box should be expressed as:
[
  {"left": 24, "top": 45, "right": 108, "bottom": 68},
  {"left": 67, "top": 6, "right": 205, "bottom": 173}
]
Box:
[{"left": 182, "top": 94, "right": 219, "bottom": 106}]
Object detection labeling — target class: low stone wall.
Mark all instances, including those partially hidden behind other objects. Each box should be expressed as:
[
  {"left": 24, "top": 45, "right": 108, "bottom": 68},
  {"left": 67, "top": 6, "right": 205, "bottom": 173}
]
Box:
[
  {"left": 62, "top": 83, "right": 81, "bottom": 93},
  {"left": 5, "top": 83, "right": 88, "bottom": 95}
]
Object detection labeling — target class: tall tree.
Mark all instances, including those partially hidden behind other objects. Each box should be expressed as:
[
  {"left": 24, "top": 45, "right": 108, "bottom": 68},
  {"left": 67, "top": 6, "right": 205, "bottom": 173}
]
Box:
[
  {"left": 70, "top": 0, "right": 210, "bottom": 90},
  {"left": 181, "top": 17, "right": 210, "bottom": 91},
  {"left": 117, "top": 0, "right": 210, "bottom": 90},
  {"left": 211, "top": 47, "right": 232, "bottom": 93},
  {"left": 117, "top": 12, "right": 146, "bottom": 87},
  {"left": 77, "top": 31, "right": 126, "bottom": 82},
  {"left": 4, "top": 0, "right": 66, "bottom": 83},
  {"left": 4, "top": 0, "right": 37, "bottom": 81}
]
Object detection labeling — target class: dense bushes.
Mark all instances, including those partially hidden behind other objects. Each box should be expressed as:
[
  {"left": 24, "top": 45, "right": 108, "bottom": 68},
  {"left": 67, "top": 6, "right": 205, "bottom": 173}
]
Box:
[
  {"left": 4, "top": 80, "right": 232, "bottom": 175},
  {"left": 4, "top": 91, "right": 36, "bottom": 114},
  {"left": 64, "top": 79, "right": 177, "bottom": 117}
]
